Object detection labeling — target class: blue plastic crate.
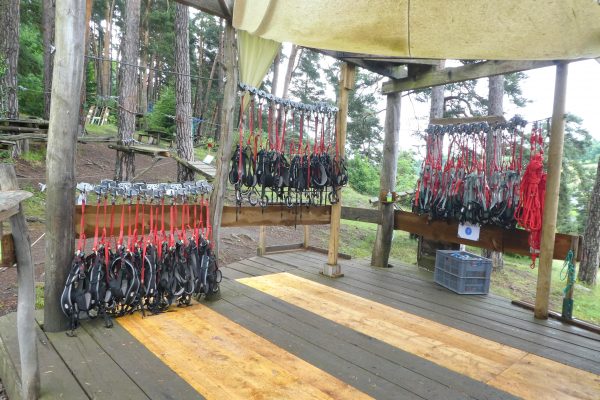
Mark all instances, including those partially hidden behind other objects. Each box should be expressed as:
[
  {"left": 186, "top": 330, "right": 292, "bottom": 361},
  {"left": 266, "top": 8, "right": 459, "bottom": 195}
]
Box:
[{"left": 434, "top": 250, "right": 491, "bottom": 294}]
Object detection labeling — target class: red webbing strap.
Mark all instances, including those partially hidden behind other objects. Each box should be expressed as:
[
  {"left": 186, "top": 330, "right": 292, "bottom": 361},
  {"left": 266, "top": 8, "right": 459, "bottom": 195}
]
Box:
[
  {"left": 238, "top": 96, "right": 245, "bottom": 183},
  {"left": 248, "top": 98, "right": 254, "bottom": 146},
  {"left": 200, "top": 196, "right": 205, "bottom": 237},
  {"left": 92, "top": 200, "right": 101, "bottom": 252},
  {"left": 299, "top": 113, "right": 304, "bottom": 158},
  {"left": 133, "top": 197, "right": 140, "bottom": 247},
  {"left": 206, "top": 199, "right": 213, "bottom": 244},
  {"left": 193, "top": 202, "right": 198, "bottom": 240},
  {"left": 118, "top": 201, "right": 126, "bottom": 249},
  {"left": 320, "top": 114, "right": 325, "bottom": 153},
  {"left": 109, "top": 198, "right": 116, "bottom": 249},
  {"left": 101, "top": 196, "right": 110, "bottom": 273},
  {"left": 313, "top": 114, "right": 319, "bottom": 155},
  {"left": 267, "top": 102, "right": 273, "bottom": 150},
  {"left": 169, "top": 200, "right": 175, "bottom": 247},
  {"left": 127, "top": 201, "right": 133, "bottom": 252},
  {"left": 77, "top": 198, "right": 86, "bottom": 254},
  {"left": 141, "top": 201, "right": 146, "bottom": 283},
  {"left": 279, "top": 108, "right": 288, "bottom": 153},
  {"left": 334, "top": 115, "right": 339, "bottom": 160}
]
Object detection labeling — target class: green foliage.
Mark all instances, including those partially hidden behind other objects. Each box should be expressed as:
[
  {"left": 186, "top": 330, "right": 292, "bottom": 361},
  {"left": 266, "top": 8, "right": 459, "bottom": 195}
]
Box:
[
  {"left": 396, "top": 150, "right": 418, "bottom": 192},
  {"left": 148, "top": 86, "right": 176, "bottom": 135},
  {"left": 18, "top": 10, "right": 45, "bottom": 117},
  {"left": 557, "top": 114, "right": 595, "bottom": 234},
  {"left": 346, "top": 156, "right": 380, "bottom": 196},
  {"left": 290, "top": 51, "right": 327, "bottom": 104}
]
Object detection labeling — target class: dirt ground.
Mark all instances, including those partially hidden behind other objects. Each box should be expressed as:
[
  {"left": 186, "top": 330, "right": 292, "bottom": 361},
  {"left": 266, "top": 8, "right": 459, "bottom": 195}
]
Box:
[{"left": 0, "top": 141, "right": 326, "bottom": 317}]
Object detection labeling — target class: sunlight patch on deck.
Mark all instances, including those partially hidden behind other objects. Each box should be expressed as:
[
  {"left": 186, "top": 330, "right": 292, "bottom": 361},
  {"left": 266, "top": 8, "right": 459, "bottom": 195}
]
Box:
[
  {"left": 118, "top": 304, "right": 372, "bottom": 400},
  {"left": 238, "top": 272, "right": 600, "bottom": 400}
]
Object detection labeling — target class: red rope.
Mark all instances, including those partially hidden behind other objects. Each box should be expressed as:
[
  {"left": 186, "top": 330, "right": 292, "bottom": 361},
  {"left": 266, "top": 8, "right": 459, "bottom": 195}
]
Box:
[{"left": 77, "top": 198, "right": 86, "bottom": 254}]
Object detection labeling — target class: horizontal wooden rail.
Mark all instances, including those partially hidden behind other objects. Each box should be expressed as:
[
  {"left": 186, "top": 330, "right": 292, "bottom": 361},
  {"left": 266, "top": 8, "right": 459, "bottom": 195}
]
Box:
[{"left": 73, "top": 204, "right": 578, "bottom": 260}]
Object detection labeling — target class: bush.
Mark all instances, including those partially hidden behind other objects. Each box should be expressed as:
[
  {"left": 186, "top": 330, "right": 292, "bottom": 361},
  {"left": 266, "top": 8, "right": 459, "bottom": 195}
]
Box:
[
  {"left": 346, "top": 156, "right": 380, "bottom": 196},
  {"left": 147, "top": 86, "right": 176, "bottom": 136}
]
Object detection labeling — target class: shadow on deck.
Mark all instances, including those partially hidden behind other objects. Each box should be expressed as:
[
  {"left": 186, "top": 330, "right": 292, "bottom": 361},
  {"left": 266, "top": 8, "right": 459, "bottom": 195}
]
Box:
[{"left": 1, "top": 250, "right": 598, "bottom": 399}]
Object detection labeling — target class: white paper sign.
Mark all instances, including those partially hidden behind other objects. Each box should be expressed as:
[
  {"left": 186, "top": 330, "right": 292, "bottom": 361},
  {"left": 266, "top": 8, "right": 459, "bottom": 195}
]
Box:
[
  {"left": 458, "top": 222, "right": 480, "bottom": 241},
  {"left": 203, "top": 154, "right": 215, "bottom": 164}
]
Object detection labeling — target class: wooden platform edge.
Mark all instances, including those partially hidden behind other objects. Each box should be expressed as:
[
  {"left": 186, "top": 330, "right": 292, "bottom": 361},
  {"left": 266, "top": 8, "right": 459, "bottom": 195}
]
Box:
[
  {"left": 511, "top": 300, "right": 600, "bottom": 335},
  {"left": 307, "top": 245, "right": 352, "bottom": 260},
  {"left": 0, "top": 319, "right": 22, "bottom": 400}
]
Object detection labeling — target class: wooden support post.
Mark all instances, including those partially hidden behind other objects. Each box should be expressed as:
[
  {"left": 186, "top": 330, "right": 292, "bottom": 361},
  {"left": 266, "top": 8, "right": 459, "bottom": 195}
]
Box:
[
  {"left": 209, "top": 19, "right": 237, "bottom": 258},
  {"left": 0, "top": 165, "right": 40, "bottom": 400},
  {"left": 257, "top": 225, "right": 266, "bottom": 256},
  {"left": 535, "top": 62, "right": 569, "bottom": 320},
  {"left": 325, "top": 63, "right": 355, "bottom": 277},
  {"left": 562, "top": 236, "right": 579, "bottom": 320},
  {"left": 303, "top": 225, "right": 310, "bottom": 249},
  {"left": 371, "top": 91, "right": 401, "bottom": 268},
  {"left": 44, "top": 0, "right": 86, "bottom": 332}
]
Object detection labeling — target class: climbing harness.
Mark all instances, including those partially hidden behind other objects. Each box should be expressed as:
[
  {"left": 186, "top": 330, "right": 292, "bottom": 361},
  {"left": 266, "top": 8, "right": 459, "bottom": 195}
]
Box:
[
  {"left": 230, "top": 83, "right": 345, "bottom": 209},
  {"left": 61, "top": 179, "right": 219, "bottom": 335}
]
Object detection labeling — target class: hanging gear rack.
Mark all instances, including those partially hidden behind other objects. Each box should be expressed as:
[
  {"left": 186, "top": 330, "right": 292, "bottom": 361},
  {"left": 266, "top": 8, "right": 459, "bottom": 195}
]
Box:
[
  {"left": 61, "top": 179, "right": 219, "bottom": 335},
  {"left": 230, "top": 83, "right": 347, "bottom": 210},
  {"left": 413, "top": 115, "right": 548, "bottom": 266}
]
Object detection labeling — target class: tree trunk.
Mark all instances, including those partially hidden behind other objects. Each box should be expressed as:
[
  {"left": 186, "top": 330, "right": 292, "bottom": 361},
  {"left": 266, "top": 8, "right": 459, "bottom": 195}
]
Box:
[
  {"left": 578, "top": 158, "right": 600, "bottom": 285},
  {"left": 147, "top": 54, "right": 155, "bottom": 106},
  {"left": 42, "top": 0, "right": 56, "bottom": 120},
  {"left": 193, "top": 34, "right": 204, "bottom": 117},
  {"left": 199, "top": 28, "right": 221, "bottom": 139},
  {"left": 213, "top": 25, "right": 225, "bottom": 142},
  {"left": 209, "top": 19, "right": 237, "bottom": 258},
  {"left": 281, "top": 45, "right": 299, "bottom": 99},
  {"left": 417, "top": 61, "right": 460, "bottom": 270},
  {"left": 101, "top": 0, "right": 115, "bottom": 99},
  {"left": 482, "top": 74, "right": 505, "bottom": 270},
  {"left": 0, "top": 0, "right": 19, "bottom": 119},
  {"left": 44, "top": 0, "right": 86, "bottom": 333},
  {"left": 115, "top": 0, "right": 141, "bottom": 181},
  {"left": 139, "top": 0, "right": 151, "bottom": 114},
  {"left": 174, "top": 3, "right": 194, "bottom": 182},
  {"left": 371, "top": 92, "right": 401, "bottom": 268}
]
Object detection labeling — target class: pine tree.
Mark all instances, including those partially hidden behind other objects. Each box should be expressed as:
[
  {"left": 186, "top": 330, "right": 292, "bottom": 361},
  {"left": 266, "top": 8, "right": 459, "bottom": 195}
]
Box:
[{"left": 578, "top": 157, "right": 600, "bottom": 285}]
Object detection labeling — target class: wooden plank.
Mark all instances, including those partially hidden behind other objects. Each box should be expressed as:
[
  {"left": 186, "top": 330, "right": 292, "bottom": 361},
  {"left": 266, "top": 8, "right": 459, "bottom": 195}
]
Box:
[
  {"left": 0, "top": 190, "right": 33, "bottom": 221},
  {"left": 307, "top": 246, "right": 352, "bottom": 260},
  {"left": 295, "top": 251, "right": 600, "bottom": 342},
  {"left": 382, "top": 60, "right": 558, "bottom": 93},
  {"left": 430, "top": 115, "right": 506, "bottom": 125},
  {"left": 327, "top": 63, "right": 355, "bottom": 272},
  {"left": 75, "top": 204, "right": 330, "bottom": 236},
  {"left": 512, "top": 300, "right": 600, "bottom": 335},
  {"left": 257, "top": 225, "right": 266, "bottom": 256},
  {"left": 1, "top": 233, "right": 16, "bottom": 267},
  {"left": 237, "top": 273, "right": 600, "bottom": 400},
  {"left": 221, "top": 205, "right": 331, "bottom": 228},
  {"left": 535, "top": 63, "right": 569, "bottom": 320},
  {"left": 341, "top": 206, "right": 380, "bottom": 224},
  {"left": 281, "top": 252, "right": 600, "bottom": 353},
  {"left": 393, "top": 210, "right": 578, "bottom": 261},
  {"left": 108, "top": 143, "right": 171, "bottom": 157},
  {"left": 81, "top": 319, "right": 203, "bottom": 400},
  {"left": 219, "top": 279, "right": 518, "bottom": 400},
  {"left": 489, "top": 354, "right": 600, "bottom": 400},
  {"left": 261, "top": 253, "right": 600, "bottom": 374},
  {"left": 118, "top": 305, "right": 372, "bottom": 399},
  {"left": 46, "top": 327, "right": 150, "bottom": 400},
  {"left": 264, "top": 243, "right": 304, "bottom": 254},
  {"left": 0, "top": 313, "right": 88, "bottom": 400}
]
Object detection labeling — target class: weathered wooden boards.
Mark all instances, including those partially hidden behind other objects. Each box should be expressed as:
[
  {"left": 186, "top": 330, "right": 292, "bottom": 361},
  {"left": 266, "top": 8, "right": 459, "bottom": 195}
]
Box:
[
  {"left": 73, "top": 204, "right": 578, "bottom": 261},
  {"left": 238, "top": 272, "right": 600, "bottom": 400},
  {"left": 0, "top": 165, "right": 39, "bottom": 400},
  {"left": 118, "top": 305, "right": 372, "bottom": 400}
]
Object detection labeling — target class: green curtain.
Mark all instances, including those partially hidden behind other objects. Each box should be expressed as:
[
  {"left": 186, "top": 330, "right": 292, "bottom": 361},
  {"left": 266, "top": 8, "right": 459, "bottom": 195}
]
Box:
[{"left": 237, "top": 29, "right": 281, "bottom": 103}]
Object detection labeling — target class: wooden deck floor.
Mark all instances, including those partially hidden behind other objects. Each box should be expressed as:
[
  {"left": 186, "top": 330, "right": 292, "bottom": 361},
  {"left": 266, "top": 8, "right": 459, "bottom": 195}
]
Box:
[{"left": 1, "top": 250, "right": 599, "bottom": 399}]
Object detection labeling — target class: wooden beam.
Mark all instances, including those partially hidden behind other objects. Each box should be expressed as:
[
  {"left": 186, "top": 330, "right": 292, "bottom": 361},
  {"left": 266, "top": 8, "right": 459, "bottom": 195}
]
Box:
[
  {"left": 382, "top": 60, "right": 558, "bottom": 94},
  {"left": 535, "top": 62, "right": 569, "bottom": 320},
  {"left": 0, "top": 191, "right": 33, "bottom": 222},
  {"left": 340, "top": 206, "right": 381, "bottom": 224},
  {"left": 257, "top": 225, "right": 266, "bottom": 256},
  {"left": 430, "top": 116, "right": 506, "bottom": 126},
  {"left": 0, "top": 165, "right": 40, "bottom": 400},
  {"left": 371, "top": 91, "right": 401, "bottom": 268},
  {"left": 209, "top": 20, "right": 237, "bottom": 258},
  {"left": 75, "top": 205, "right": 330, "bottom": 237},
  {"left": 174, "top": 0, "right": 231, "bottom": 19},
  {"left": 326, "top": 62, "right": 355, "bottom": 276},
  {"left": 44, "top": 0, "right": 86, "bottom": 333}
]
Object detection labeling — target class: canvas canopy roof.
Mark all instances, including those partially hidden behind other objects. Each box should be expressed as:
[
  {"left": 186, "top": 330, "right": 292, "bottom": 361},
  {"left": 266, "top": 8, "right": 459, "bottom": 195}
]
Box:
[{"left": 232, "top": 0, "right": 600, "bottom": 61}]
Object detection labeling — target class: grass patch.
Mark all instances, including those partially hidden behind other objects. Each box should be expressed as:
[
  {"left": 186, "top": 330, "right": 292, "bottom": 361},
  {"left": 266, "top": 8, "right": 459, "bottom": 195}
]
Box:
[
  {"left": 21, "top": 183, "right": 46, "bottom": 220},
  {"left": 21, "top": 146, "right": 46, "bottom": 166},
  {"left": 85, "top": 123, "right": 118, "bottom": 136},
  {"left": 35, "top": 284, "right": 44, "bottom": 310}
]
